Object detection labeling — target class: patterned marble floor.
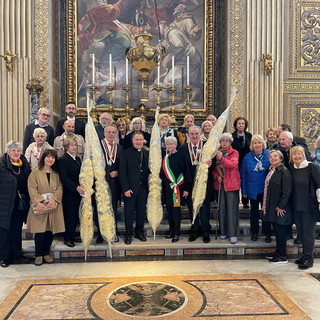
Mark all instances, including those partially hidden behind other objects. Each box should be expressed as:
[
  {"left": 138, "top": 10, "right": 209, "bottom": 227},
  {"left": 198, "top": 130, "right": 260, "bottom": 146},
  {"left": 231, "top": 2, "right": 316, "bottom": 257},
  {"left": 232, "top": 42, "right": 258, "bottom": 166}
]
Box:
[{"left": 0, "top": 274, "right": 311, "bottom": 319}]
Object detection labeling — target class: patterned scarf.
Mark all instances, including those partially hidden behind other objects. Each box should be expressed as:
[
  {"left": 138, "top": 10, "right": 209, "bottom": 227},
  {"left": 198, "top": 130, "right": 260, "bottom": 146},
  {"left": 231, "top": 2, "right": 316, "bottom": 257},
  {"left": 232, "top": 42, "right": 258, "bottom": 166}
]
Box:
[
  {"left": 254, "top": 153, "right": 264, "bottom": 171},
  {"left": 262, "top": 169, "right": 275, "bottom": 215}
]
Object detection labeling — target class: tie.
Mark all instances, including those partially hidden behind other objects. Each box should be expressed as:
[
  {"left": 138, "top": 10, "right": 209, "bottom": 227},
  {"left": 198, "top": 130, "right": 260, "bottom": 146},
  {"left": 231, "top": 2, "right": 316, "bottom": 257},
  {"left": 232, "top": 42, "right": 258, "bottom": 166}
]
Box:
[{"left": 193, "top": 145, "right": 197, "bottom": 156}]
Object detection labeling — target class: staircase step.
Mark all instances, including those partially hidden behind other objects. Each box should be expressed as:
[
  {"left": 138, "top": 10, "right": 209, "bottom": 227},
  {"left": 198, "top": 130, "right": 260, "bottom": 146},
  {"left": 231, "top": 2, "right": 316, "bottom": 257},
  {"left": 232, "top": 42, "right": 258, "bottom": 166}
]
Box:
[{"left": 22, "top": 236, "right": 320, "bottom": 261}]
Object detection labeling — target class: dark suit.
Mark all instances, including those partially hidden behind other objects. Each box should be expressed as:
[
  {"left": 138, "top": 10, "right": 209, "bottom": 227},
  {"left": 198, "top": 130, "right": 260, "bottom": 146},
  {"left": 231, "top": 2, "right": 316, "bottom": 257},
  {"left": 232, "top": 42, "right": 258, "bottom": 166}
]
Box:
[
  {"left": 23, "top": 123, "right": 54, "bottom": 154},
  {"left": 95, "top": 124, "right": 105, "bottom": 141},
  {"left": 55, "top": 118, "right": 86, "bottom": 138},
  {"left": 119, "top": 147, "right": 150, "bottom": 236},
  {"left": 57, "top": 153, "right": 82, "bottom": 241},
  {"left": 179, "top": 142, "right": 213, "bottom": 237},
  {"left": 101, "top": 140, "right": 123, "bottom": 231}
]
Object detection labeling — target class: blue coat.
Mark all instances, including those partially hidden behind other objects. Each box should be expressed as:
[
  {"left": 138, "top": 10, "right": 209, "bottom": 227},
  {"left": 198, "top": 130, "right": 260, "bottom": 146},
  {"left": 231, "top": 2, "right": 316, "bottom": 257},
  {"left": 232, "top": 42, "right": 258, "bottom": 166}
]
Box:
[{"left": 240, "top": 149, "right": 270, "bottom": 200}]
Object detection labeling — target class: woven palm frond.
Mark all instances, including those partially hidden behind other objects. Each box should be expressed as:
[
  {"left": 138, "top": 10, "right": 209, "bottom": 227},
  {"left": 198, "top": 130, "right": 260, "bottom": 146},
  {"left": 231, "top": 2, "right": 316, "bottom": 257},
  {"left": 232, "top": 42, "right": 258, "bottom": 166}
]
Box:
[
  {"left": 147, "top": 106, "right": 163, "bottom": 239},
  {"left": 192, "top": 88, "right": 237, "bottom": 223}
]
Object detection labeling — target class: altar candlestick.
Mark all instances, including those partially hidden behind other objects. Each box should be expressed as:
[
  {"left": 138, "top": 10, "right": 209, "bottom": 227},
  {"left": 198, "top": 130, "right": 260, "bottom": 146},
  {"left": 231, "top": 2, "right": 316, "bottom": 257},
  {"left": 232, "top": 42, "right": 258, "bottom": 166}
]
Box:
[
  {"left": 172, "top": 55, "right": 175, "bottom": 86},
  {"left": 92, "top": 53, "right": 95, "bottom": 85},
  {"left": 114, "top": 66, "right": 116, "bottom": 87},
  {"left": 125, "top": 58, "right": 129, "bottom": 85},
  {"left": 187, "top": 56, "right": 190, "bottom": 86},
  {"left": 109, "top": 53, "right": 112, "bottom": 84},
  {"left": 157, "top": 64, "right": 160, "bottom": 86}
]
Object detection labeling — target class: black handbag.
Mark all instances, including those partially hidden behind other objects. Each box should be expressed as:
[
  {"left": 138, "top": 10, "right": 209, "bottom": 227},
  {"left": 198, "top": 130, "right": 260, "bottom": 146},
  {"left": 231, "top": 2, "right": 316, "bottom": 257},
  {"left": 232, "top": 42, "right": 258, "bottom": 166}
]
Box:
[{"left": 17, "top": 191, "right": 30, "bottom": 211}]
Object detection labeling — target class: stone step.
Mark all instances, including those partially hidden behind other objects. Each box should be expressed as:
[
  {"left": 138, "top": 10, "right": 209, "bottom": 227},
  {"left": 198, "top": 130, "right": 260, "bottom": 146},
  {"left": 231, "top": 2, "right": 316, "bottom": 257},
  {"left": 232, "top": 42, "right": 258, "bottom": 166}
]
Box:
[{"left": 22, "top": 235, "right": 320, "bottom": 261}]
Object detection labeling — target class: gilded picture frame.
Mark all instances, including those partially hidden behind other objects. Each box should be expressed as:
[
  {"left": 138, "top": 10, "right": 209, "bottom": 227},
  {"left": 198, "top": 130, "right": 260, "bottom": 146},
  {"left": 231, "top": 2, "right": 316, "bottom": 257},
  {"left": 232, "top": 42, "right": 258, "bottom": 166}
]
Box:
[{"left": 66, "top": 0, "right": 214, "bottom": 120}]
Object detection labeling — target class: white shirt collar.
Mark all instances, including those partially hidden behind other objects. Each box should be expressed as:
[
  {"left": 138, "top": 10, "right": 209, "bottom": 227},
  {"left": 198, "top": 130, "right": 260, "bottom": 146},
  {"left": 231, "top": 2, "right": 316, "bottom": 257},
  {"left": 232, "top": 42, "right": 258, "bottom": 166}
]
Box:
[{"left": 35, "top": 120, "right": 49, "bottom": 127}]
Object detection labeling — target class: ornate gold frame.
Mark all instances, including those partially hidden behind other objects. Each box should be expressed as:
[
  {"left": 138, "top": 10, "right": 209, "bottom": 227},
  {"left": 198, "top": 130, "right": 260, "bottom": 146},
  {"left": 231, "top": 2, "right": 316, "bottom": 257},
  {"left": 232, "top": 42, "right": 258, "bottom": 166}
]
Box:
[{"left": 66, "top": 0, "right": 214, "bottom": 120}]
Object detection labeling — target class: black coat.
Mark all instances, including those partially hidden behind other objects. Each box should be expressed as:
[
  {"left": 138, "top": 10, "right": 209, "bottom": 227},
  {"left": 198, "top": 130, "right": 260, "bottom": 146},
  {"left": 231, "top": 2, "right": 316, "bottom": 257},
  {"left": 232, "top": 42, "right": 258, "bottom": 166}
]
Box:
[
  {"left": 101, "top": 141, "right": 123, "bottom": 202},
  {"left": 23, "top": 122, "right": 54, "bottom": 153},
  {"left": 263, "top": 164, "right": 292, "bottom": 225},
  {"left": 231, "top": 130, "right": 252, "bottom": 168},
  {"left": 0, "top": 154, "right": 31, "bottom": 229},
  {"left": 57, "top": 153, "right": 82, "bottom": 205},
  {"left": 95, "top": 124, "right": 105, "bottom": 141},
  {"left": 119, "top": 147, "right": 150, "bottom": 195},
  {"left": 55, "top": 118, "right": 86, "bottom": 138},
  {"left": 161, "top": 150, "right": 192, "bottom": 206}
]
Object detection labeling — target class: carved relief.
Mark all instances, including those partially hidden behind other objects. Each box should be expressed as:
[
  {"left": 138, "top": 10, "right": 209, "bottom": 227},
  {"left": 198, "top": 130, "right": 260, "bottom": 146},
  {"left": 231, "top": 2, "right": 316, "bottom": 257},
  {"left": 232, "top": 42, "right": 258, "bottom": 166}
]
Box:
[
  {"left": 289, "top": 0, "right": 320, "bottom": 78},
  {"left": 301, "top": 7, "right": 320, "bottom": 66},
  {"left": 284, "top": 82, "right": 320, "bottom": 92},
  {"left": 301, "top": 108, "right": 320, "bottom": 142}
]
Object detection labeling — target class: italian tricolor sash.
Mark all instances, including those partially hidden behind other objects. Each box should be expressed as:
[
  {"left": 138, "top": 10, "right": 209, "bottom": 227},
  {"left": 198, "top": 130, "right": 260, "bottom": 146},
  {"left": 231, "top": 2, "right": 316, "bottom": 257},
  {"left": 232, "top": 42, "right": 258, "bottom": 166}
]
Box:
[{"left": 162, "top": 154, "right": 184, "bottom": 207}]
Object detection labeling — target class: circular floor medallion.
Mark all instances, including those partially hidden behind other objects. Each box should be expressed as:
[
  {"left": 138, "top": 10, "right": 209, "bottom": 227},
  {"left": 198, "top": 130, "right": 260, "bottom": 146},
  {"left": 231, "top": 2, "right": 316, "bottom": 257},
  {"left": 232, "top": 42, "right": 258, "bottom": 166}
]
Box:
[{"left": 106, "top": 281, "right": 188, "bottom": 318}]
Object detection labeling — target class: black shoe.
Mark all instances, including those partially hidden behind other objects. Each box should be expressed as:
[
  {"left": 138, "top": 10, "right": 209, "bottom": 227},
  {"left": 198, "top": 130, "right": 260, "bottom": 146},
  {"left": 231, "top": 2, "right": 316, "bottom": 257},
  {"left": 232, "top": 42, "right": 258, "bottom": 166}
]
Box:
[
  {"left": 316, "top": 232, "right": 320, "bottom": 240},
  {"left": 294, "top": 237, "right": 302, "bottom": 245},
  {"left": 112, "top": 235, "right": 119, "bottom": 243},
  {"left": 251, "top": 234, "right": 258, "bottom": 241},
  {"left": 63, "top": 239, "right": 75, "bottom": 248},
  {"left": 96, "top": 236, "right": 104, "bottom": 244},
  {"left": 243, "top": 204, "right": 250, "bottom": 209},
  {"left": 172, "top": 235, "right": 179, "bottom": 243},
  {"left": 188, "top": 233, "right": 197, "bottom": 242},
  {"left": 265, "top": 235, "right": 272, "bottom": 243},
  {"left": 12, "top": 257, "right": 30, "bottom": 264},
  {"left": 0, "top": 261, "right": 9, "bottom": 268},
  {"left": 165, "top": 233, "right": 174, "bottom": 239},
  {"left": 266, "top": 252, "right": 278, "bottom": 259},
  {"left": 295, "top": 256, "right": 306, "bottom": 265},
  {"left": 203, "top": 235, "right": 211, "bottom": 243},
  {"left": 134, "top": 234, "right": 147, "bottom": 242},
  {"left": 298, "top": 259, "right": 313, "bottom": 270},
  {"left": 124, "top": 236, "right": 132, "bottom": 245},
  {"left": 73, "top": 236, "right": 82, "bottom": 243}
]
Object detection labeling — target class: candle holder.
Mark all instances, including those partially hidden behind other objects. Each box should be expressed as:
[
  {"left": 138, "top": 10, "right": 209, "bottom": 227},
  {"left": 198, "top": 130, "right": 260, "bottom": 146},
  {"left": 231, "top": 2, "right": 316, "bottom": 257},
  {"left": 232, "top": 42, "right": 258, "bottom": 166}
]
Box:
[
  {"left": 89, "top": 85, "right": 99, "bottom": 123},
  {"left": 169, "top": 86, "right": 177, "bottom": 124},
  {"left": 170, "top": 106, "right": 177, "bottom": 125},
  {"left": 185, "top": 86, "right": 192, "bottom": 114},
  {"left": 123, "top": 85, "right": 131, "bottom": 119},
  {"left": 138, "top": 103, "right": 147, "bottom": 120},
  {"left": 155, "top": 86, "right": 162, "bottom": 108},
  {"left": 107, "top": 85, "right": 115, "bottom": 112}
]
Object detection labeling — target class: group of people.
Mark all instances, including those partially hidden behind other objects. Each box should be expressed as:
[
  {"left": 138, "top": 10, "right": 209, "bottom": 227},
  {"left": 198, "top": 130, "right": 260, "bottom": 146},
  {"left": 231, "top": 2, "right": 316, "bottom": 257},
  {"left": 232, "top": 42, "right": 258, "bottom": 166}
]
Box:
[{"left": 1, "top": 103, "right": 319, "bottom": 271}]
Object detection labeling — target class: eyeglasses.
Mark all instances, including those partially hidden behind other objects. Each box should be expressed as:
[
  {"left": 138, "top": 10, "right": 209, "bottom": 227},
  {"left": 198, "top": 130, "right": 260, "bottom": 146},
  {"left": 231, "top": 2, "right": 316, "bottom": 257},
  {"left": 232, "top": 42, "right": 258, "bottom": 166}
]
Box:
[
  {"left": 118, "top": 124, "right": 126, "bottom": 127},
  {"left": 133, "top": 122, "right": 141, "bottom": 125},
  {"left": 66, "top": 107, "right": 76, "bottom": 110},
  {"left": 41, "top": 113, "right": 50, "bottom": 117},
  {"left": 35, "top": 135, "right": 45, "bottom": 138}
]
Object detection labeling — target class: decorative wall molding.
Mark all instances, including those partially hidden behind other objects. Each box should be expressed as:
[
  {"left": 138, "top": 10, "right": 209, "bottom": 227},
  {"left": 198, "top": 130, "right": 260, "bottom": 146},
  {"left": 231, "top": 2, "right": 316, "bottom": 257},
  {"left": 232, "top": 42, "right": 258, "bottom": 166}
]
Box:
[
  {"left": 284, "top": 82, "right": 320, "bottom": 92},
  {"left": 34, "top": 0, "right": 50, "bottom": 107},
  {"left": 288, "top": 0, "right": 320, "bottom": 78},
  {"left": 229, "top": 0, "right": 245, "bottom": 121}
]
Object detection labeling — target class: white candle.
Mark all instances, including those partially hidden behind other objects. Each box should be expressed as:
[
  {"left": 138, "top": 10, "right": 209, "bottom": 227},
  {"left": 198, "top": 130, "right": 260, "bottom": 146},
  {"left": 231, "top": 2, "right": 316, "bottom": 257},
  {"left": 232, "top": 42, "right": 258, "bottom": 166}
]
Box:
[
  {"left": 125, "top": 58, "right": 129, "bottom": 85},
  {"left": 157, "top": 64, "right": 160, "bottom": 86},
  {"left": 187, "top": 56, "right": 190, "bottom": 86},
  {"left": 109, "top": 53, "right": 112, "bottom": 84},
  {"left": 92, "top": 53, "right": 95, "bottom": 85},
  {"left": 171, "top": 56, "right": 175, "bottom": 86}
]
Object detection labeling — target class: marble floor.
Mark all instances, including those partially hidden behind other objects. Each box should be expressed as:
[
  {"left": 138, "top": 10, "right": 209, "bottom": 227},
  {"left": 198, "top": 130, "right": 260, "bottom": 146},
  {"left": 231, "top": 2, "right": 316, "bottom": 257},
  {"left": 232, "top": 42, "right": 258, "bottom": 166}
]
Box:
[{"left": 0, "top": 258, "right": 320, "bottom": 319}]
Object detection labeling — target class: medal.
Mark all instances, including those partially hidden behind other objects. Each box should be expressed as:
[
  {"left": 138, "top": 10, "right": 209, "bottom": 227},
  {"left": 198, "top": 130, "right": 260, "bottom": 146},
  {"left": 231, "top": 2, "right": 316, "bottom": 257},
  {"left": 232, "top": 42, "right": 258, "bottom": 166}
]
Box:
[{"left": 188, "top": 141, "right": 203, "bottom": 166}]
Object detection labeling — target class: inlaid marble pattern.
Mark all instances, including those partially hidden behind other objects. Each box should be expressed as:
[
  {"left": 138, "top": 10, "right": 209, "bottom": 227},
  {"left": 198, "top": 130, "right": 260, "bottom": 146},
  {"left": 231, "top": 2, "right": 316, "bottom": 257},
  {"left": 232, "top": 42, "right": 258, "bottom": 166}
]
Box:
[{"left": 0, "top": 275, "right": 310, "bottom": 320}]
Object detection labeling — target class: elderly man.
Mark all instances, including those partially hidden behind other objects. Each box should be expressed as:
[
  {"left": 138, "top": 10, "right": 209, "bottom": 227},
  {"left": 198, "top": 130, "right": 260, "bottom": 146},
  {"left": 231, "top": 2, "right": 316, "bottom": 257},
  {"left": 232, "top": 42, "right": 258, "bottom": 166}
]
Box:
[
  {"left": 273, "top": 131, "right": 311, "bottom": 168},
  {"left": 95, "top": 112, "right": 114, "bottom": 140},
  {"left": 119, "top": 132, "right": 150, "bottom": 245},
  {"left": 278, "top": 123, "right": 311, "bottom": 158},
  {"left": 96, "top": 124, "right": 123, "bottom": 243},
  {"left": 206, "top": 114, "right": 217, "bottom": 126},
  {"left": 55, "top": 102, "right": 85, "bottom": 138},
  {"left": 53, "top": 120, "right": 85, "bottom": 160},
  {"left": 180, "top": 125, "right": 213, "bottom": 243},
  {"left": 23, "top": 107, "right": 54, "bottom": 153}
]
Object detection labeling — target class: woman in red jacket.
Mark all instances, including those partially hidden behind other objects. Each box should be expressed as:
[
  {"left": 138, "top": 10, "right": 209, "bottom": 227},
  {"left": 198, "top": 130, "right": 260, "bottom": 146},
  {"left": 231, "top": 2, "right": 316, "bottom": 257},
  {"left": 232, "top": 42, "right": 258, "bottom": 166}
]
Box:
[{"left": 213, "top": 133, "right": 241, "bottom": 244}]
